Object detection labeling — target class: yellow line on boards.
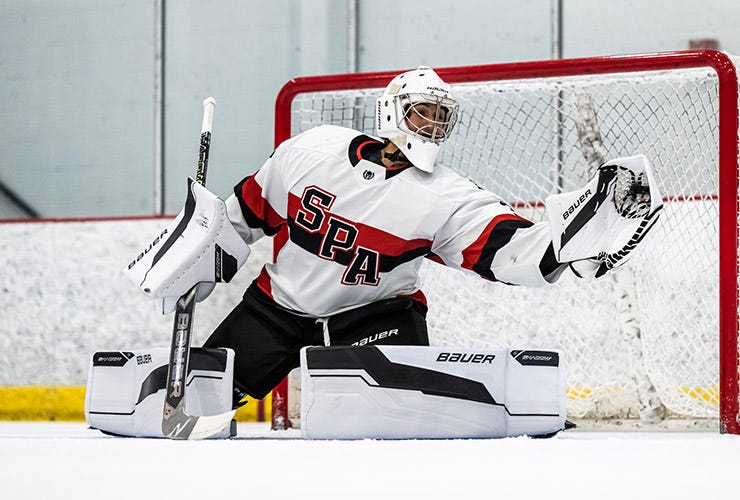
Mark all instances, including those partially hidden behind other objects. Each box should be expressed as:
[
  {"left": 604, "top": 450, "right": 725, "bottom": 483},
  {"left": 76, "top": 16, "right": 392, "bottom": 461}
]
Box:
[
  {"left": 0, "top": 386, "right": 270, "bottom": 422},
  {"left": 0, "top": 386, "right": 86, "bottom": 421}
]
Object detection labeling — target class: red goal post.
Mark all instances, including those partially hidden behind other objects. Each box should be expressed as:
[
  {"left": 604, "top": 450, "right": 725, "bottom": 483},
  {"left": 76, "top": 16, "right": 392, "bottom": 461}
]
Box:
[{"left": 271, "top": 50, "right": 740, "bottom": 433}]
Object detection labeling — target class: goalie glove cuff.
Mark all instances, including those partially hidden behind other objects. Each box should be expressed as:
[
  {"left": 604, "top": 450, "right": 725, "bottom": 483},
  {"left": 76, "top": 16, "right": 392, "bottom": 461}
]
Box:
[{"left": 569, "top": 259, "right": 605, "bottom": 279}]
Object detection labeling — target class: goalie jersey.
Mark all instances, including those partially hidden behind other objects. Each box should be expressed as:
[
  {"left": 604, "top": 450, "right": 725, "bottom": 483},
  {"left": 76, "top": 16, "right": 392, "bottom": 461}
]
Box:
[{"left": 227, "top": 124, "right": 560, "bottom": 317}]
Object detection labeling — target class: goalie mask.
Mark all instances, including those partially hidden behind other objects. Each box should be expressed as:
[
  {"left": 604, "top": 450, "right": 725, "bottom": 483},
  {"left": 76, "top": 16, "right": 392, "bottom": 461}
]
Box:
[{"left": 376, "top": 66, "right": 459, "bottom": 172}]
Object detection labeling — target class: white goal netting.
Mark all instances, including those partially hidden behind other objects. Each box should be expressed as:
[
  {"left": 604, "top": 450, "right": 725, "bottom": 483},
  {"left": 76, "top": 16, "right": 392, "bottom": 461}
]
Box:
[{"left": 278, "top": 53, "right": 740, "bottom": 429}]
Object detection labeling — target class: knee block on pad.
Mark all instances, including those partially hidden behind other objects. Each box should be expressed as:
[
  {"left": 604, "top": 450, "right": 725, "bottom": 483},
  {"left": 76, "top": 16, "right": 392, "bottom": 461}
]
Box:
[
  {"left": 84, "top": 347, "right": 236, "bottom": 438},
  {"left": 300, "top": 345, "right": 567, "bottom": 439}
]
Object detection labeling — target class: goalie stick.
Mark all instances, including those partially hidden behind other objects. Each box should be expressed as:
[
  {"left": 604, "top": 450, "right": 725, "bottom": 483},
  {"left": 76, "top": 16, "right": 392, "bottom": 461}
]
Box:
[{"left": 161, "top": 97, "right": 237, "bottom": 440}]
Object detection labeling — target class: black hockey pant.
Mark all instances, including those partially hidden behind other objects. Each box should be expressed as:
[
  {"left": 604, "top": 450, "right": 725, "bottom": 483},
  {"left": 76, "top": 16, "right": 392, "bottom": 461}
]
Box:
[{"left": 203, "top": 282, "right": 429, "bottom": 402}]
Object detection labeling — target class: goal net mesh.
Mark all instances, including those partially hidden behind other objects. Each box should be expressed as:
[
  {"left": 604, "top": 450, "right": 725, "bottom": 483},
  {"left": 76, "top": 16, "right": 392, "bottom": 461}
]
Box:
[{"left": 282, "top": 57, "right": 739, "bottom": 426}]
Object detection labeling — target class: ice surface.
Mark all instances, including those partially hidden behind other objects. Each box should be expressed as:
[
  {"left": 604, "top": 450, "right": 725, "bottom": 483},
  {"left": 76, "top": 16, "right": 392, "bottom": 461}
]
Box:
[{"left": 0, "top": 422, "right": 739, "bottom": 499}]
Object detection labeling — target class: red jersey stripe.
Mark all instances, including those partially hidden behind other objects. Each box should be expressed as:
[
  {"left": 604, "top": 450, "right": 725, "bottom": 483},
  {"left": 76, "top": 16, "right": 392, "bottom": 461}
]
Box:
[
  {"left": 240, "top": 175, "right": 285, "bottom": 231},
  {"left": 273, "top": 225, "right": 290, "bottom": 261},
  {"left": 287, "top": 192, "right": 433, "bottom": 257},
  {"left": 461, "top": 213, "right": 530, "bottom": 272},
  {"left": 256, "top": 267, "right": 273, "bottom": 299},
  {"left": 402, "top": 289, "right": 428, "bottom": 308}
]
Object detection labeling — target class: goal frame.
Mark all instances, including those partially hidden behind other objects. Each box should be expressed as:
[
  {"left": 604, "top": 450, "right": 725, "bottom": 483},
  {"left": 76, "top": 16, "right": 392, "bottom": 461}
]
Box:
[{"left": 270, "top": 50, "right": 740, "bottom": 434}]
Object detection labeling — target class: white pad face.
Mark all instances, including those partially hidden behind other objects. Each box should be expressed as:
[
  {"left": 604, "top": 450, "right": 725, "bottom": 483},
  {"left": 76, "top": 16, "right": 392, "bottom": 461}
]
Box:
[
  {"left": 300, "top": 345, "right": 566, "bottom": 439},
  {"left": 85, "top": 347, "right": 235, "bottom": 438},
  {"left": 125, "top": 178, "right": 251, "bottom": 314},
  {"left": 545, "top": 154, "right": 662, "bottom": 270}
]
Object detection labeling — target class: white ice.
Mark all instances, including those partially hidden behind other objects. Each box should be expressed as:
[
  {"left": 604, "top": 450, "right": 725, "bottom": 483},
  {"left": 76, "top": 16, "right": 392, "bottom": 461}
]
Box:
[{"left": 1, "top": 423, "right": 739, "bottom": 499}]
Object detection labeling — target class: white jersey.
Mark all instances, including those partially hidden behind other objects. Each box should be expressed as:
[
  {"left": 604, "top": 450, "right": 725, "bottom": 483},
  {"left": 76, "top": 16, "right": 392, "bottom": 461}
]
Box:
[{"left": 226, "top": 125, "right": 560, "bottom": 317}]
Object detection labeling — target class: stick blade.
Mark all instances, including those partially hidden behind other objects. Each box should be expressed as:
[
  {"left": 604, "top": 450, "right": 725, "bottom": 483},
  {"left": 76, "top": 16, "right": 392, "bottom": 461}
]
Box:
[
  {"left": 163, "top": 401, "right": 236, "bottom": 440},
  {"left": 189, "top": 410, "right": 237, "bottom": 440}
]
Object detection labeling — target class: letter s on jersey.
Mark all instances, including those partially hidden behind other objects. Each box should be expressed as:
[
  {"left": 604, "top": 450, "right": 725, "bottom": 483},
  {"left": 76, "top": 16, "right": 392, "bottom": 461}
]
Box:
[{"left": 295, "top": 186, "right": 335, "bottom": 232}]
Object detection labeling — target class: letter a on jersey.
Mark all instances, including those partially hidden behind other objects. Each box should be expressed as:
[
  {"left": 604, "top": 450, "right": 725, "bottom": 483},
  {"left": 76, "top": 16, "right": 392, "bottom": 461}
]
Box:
[{"left": 342, "top": 246, "right": 380, "bottom": 285}]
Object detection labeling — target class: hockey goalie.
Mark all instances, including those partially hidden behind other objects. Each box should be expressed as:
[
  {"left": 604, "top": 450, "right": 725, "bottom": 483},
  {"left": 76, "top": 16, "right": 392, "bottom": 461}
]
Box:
[{"left": 86, "top": 65, "right": 662, "bottom": 439}]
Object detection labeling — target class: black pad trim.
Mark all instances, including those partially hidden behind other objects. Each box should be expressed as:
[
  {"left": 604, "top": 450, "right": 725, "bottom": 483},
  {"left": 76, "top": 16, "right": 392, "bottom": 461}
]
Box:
[
  {"left": 510, "top": 350, "right": 560, "bottom": 367},
  {"left": 92, "top": 351, "right": 134, "bottom": 367},
  {"left": 151, "top": 178, "right": 197, "bottom": 268},
  {"left": 136, "top": 348, "right": 228, "bottom": 404},
  {"left": 306, "top": 346, "right": 496, "bottom": 405}
]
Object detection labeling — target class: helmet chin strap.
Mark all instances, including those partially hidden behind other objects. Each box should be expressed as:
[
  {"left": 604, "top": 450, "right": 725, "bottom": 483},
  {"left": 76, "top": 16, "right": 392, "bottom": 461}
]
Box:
[{"left": 381, "top": 141, "right": 410, "bottom": 166}]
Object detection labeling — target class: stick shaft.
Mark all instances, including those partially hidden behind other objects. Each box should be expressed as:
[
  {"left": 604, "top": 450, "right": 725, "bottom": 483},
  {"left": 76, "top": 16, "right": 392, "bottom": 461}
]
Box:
[
  {"left": 195, "top": 97, "right": 216, "bottom": 186},
  {"left": 162, "top": 97, "right": 235, "bottom": 440}
]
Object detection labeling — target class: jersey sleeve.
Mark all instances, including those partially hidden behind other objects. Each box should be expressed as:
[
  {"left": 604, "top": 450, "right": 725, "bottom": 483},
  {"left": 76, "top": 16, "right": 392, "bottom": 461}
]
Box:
[
  {"left": 432, "top": 177, "right": 564, "bottom": 286},
  {"left": 227, "top": 137, "right": 297, "bottom": 244}
]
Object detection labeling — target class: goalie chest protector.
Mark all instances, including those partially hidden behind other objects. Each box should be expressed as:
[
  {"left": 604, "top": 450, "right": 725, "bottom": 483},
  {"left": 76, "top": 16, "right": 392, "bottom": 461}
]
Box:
[{"left": 299, "top": 345, "right": 567, "bottom": 439}]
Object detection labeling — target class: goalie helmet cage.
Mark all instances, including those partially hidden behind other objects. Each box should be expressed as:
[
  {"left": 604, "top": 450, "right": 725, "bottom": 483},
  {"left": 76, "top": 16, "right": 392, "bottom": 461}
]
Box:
[{"left": 270, "top": 50, "right": 740, "bottom": 434}]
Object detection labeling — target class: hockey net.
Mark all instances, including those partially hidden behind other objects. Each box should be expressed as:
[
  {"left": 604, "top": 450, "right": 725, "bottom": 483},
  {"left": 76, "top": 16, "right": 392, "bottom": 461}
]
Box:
[{"left": 271, "top": 50, "right": 740, "bottom": 433}]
